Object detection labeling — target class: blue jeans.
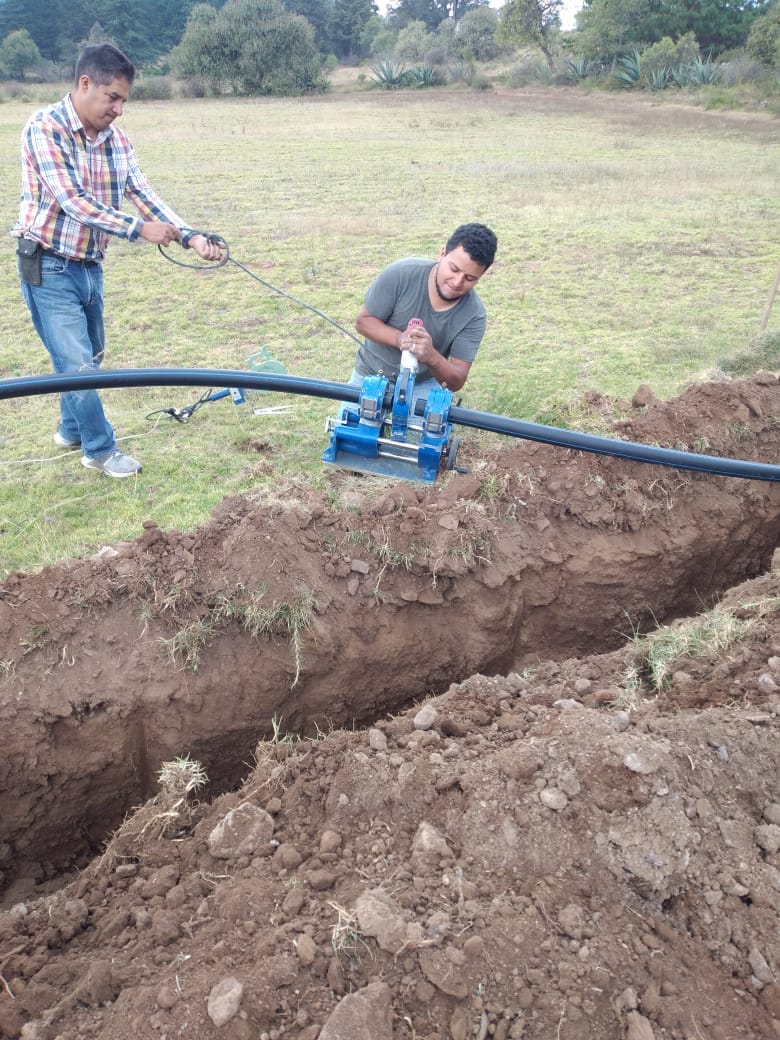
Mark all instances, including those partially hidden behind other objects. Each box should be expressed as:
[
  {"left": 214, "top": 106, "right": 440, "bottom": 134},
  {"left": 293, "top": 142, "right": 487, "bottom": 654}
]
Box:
[
  {"left": 348, "top": 368, "right": 440, "bottom": 421},
  {"left": 20, "top": 253, "right": 115, "bottom": 459}
]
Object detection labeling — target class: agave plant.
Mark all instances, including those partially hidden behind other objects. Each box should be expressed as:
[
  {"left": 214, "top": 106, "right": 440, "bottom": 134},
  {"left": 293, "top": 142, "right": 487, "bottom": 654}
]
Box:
[
  {"left": 531, "top": 62, "right": 554, "bottom": 84},
  {"left": 671, "top": 63, "right": 692, "bottom": 88},
  {"left": 406, "top": 64, "right": 437, "bottom": 88},
  {"left": 647, "top": 65, "right": 672, "bottom": 91},
  {"left": 687, "top": 55, "right": 719, "bottom": 84},
  {"left": 369, "top": 59, "right": 408, "bottom": 90},
  {"left": 613, "top": 48, "right": 641, "bottom": 87},
  {"left": 565, "top": 56, "right": 593, "bottom": 82}
]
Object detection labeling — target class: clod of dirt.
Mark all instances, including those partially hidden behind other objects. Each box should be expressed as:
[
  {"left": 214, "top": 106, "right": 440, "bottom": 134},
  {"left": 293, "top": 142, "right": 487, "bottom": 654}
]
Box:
[{"left": 0, "top": 374, "right": 778, "bottom": 1039}]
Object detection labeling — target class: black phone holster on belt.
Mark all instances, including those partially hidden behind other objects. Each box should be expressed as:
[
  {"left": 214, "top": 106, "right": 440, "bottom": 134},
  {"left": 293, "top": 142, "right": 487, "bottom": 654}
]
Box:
[{"left": 17, "top": 238, "right": 42, "bottom": 286}]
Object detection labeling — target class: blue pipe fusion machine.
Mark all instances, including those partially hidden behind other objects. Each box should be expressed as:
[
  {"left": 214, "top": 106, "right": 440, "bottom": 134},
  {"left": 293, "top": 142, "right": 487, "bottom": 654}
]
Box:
[{"left": 322, "top": 366, "right": 460, "bottom": 483}]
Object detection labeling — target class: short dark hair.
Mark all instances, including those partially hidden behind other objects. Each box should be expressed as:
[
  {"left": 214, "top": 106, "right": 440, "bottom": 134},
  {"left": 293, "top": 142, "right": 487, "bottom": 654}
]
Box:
[
  {"left": 75, "top": 44, "right": 135, "bottom": 87},
  {"left": 445, "top": 223, "right": 497, "bottom": 270}
]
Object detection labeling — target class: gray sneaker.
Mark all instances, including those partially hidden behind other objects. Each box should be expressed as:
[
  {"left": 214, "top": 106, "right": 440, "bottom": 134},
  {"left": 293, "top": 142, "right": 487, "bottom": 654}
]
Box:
[
  {"left": 53, "top": 431, "right": 81, "bottom": 447},
  {"left": 81, "top": 450, "right": 142, "bottom": 478}
]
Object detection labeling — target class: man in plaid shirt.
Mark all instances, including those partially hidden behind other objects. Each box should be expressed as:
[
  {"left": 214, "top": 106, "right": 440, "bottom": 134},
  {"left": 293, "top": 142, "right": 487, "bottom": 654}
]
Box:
[{"left": 14, "top": 43, "right": 223, "bottom": 478}]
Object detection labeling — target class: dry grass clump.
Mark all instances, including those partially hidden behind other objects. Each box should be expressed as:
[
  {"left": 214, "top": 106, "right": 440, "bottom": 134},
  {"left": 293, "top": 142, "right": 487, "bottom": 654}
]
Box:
[{"left": 79, "top": 756, "right": 208, "bottom": 886}]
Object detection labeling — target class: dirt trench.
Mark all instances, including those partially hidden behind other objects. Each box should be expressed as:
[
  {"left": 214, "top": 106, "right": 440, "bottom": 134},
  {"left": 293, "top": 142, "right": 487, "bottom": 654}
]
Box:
[{"left": 0, "top": 374, "right": 778, "bottom": 896}]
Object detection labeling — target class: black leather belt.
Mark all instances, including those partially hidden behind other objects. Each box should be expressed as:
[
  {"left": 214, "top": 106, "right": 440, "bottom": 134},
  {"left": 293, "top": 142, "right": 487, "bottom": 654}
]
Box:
[{"left": 41, "top": 249, "right": 100, "bottom": 267}]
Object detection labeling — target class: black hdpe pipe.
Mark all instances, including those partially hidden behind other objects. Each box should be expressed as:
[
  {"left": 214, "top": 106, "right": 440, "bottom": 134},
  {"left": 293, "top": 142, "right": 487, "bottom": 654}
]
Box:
[{"left": 2, "top": 368, "right": 779, "bottom": 483}]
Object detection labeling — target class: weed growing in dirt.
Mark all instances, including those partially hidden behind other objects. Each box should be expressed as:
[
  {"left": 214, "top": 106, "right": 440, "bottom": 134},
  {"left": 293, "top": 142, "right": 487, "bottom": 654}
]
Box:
[
  {"left": 158, "top": 581, "right": 193, "bottom": 615},
  {"left": 138, "top": 599, "right": 155, "bottom": 636},
  {"left": 372, "top": 532, "right": 423, "bottom": 571},
  {"left": 727, "top": 420, "right": 753, "bottom": 442},
  {"left": 160, "top": 618, "right": 215, "bottom": 672},
  {"left": 260, "top": 593, "right": 314, "bottom": 688},
  {"left": 613, "top": 663, "right": 644, "bottom": 712},
  {"left": 158, "top": 754, "right": 209, "bottom": 799},
  {"left": 83, "top": 755, "right": 209, "bottom": 882},
  {"left": 19, "top": 623, "right": 49, "bottom": 655},
  {"left": 211, "top": 583, "right": 271, "bottom": 637},
  {"left": 270, "top": 713, "right": 302, "bottom": 748},
  {"left": 328, "top": 901, "right": 373, "bottom": 969},
  {"left": 152, "top": 583, "right": 313, "bottom": 682},
  {"left": 442, "top": 530, "right": 492, "bottom": 569},
  {"left": 739, "top": 595, "right": 780, "bottom": 616},
  {"left": 634, "top": 607, "right": 753, "bottom": 693},
  {"left": 477, "top": 471, "right": 509, "bottom": 502},
  {"left": 344, "top": 528, "right": 372, "bottom": 547}
]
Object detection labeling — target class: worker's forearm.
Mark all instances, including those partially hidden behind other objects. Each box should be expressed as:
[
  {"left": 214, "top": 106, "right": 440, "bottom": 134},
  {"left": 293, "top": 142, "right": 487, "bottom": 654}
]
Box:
[
  {"left": 355, "top": 314, "right": 403, "bottom": 350},
  {"left": 425, "top": 350, "right": 466, "bottom": 391}
]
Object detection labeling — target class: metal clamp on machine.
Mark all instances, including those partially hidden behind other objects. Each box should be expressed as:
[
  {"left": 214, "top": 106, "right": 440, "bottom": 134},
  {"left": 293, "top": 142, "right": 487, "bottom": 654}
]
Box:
[{"left": 322, "top": 367, "right": 461, "bottom": 484}]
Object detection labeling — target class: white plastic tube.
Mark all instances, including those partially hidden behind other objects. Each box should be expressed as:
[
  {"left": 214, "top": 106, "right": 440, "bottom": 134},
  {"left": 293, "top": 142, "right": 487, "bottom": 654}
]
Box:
[{"left": 401, "top": 349, "right": 418, "bottom": 372}]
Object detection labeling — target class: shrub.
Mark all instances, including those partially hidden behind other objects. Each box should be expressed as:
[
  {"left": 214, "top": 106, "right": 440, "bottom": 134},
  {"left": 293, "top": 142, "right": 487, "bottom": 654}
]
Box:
[
  {"left": 455, "top": 7, "right": 500, "bottom": 62},
  {"left": 424, "top": 46, "right": 446, "bottom": 66},
  {"left": 502, "top": 53, "right": 551, "bottom": 87},
  {"left": 171, "top": 0, "right": 325, "bottom": 97},
  {"left": 640, "top": 33, "right": 699, "bottom": 87},
  {"left": 747, "top": 4, "right": 780, "bottom": 67},
  {"left": 671, "top": 64, "right": 693, "bottom": 87},
  {"left": 447, "top": 58, "right": 471, "bottom": 83},
  {"left": 394, "top": 20, "right": 435, "bottom": 63},
  {"left": 718, "top": 55, "right": 767, "bottom": 86},
  {"left": 178, "top": 76, "right": 212, "bottom": 98},
  {"left": 131, "top": 76, "right": 174, "bottom": 101},
  {"left": 531, "top": 62, "right": 555, "bottom": 84}
]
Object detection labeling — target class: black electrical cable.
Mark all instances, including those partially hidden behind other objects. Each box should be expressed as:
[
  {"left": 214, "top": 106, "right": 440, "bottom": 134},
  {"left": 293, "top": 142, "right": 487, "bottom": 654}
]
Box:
[
  {"left": 145, "top": 387, "right": 214, "bottom": 423},
  {"left": 2, "top": 368, "right": 778, "bottom": 483},
  {"left": 157, "top": 234, "right": 364, "bottom": 347}
]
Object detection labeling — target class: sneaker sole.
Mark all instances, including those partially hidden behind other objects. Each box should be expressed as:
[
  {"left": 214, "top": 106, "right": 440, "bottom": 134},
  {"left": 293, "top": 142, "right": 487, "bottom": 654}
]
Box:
[
  {"left": 81, "top": 458, "right": 142, "bottom": 479},
  {"left": 53, "top": 435, "right": 81, "bottom": 448}
]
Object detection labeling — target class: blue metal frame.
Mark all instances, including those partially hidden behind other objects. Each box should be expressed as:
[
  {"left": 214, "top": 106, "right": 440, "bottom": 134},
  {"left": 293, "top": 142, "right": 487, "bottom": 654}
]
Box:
[{"left": 322, "top": 374, "right": 455, "bottom": 483}]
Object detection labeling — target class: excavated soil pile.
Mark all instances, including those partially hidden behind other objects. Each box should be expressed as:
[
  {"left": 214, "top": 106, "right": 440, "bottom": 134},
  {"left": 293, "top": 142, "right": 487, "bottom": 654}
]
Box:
[{"left": 0, "top": 374, "right": 779, "bottom": 1040}]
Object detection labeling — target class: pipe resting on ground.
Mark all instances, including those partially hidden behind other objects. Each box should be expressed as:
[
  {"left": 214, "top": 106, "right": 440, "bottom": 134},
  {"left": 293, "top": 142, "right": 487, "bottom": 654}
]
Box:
[{"left": 1, "top": 368, "right": 778, "bottom": 483}]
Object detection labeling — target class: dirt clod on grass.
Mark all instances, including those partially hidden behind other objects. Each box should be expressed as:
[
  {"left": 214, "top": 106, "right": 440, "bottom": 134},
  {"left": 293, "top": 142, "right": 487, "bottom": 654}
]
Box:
[{"left": 0, "top": 374, "right": 779, "bottom": 1040}]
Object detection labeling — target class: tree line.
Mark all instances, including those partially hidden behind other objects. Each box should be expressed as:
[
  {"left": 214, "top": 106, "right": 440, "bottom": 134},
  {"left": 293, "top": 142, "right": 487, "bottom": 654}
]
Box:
[
  {"left": 0, "top": 0, "right": 777, "bottom": 95},
  {"left": 0, "top": 0, "right": 489, "bottom": 66}
]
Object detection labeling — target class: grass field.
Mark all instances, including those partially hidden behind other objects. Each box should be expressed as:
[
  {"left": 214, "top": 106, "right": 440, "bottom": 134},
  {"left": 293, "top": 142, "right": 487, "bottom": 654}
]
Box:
[{"left": 0, "top": 87, "right": 778, "bottom": 577}]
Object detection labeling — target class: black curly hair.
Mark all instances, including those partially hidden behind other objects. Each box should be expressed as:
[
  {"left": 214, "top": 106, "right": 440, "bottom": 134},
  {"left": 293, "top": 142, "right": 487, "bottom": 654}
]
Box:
[{"left": 445, "top": 223, "right": 497, "bottom": 269}]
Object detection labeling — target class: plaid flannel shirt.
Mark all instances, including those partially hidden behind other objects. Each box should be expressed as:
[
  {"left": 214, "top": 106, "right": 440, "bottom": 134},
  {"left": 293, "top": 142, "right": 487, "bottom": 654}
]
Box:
[{"left": 14, "top": 92, "right": 193, "bottom": 261}]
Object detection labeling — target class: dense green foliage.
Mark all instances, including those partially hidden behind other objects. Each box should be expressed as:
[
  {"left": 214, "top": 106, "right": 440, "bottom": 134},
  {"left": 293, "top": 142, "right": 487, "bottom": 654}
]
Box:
[
  {"left": 327, "top": 0, "right": 376, "bottom": 58},
  {"left": 576, "top": 0, "right": 772, "bottom": 61},
  {"left": 747, "top": 0, "right": 780, "bottom": 65},
  {"left": 0, "top": 27, "right": 40, "bottom": 78},
  {"left": 0, "top": 0, "right": 196, "bottom": 64},
  {"left": 386, "top": 0, "right": 487, "bottom": 31},
  {"left": 0, "top": 0, "right": 778, "bottom": 95},
  {"left": 457, "top": 6, "right": 501, "bottom": 59},
  {"left": 170, "top": 0, "right": 325, "bottom": 94},
  {"left": 498, "top": 0, "right": 564, "bottom": 69}
]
